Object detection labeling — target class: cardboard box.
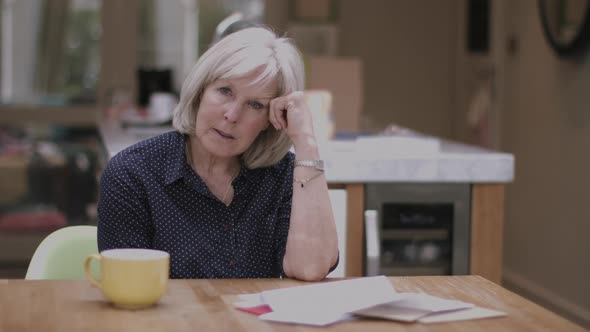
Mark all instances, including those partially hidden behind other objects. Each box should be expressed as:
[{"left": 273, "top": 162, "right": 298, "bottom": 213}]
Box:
[{"left": 305, "top": 56, "right": 363, "bottom": 135}]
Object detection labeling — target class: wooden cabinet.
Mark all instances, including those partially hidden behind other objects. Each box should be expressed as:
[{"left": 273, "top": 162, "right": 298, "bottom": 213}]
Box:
[{"left": 330, "top": 183, "right": 505, "bottom": 284}]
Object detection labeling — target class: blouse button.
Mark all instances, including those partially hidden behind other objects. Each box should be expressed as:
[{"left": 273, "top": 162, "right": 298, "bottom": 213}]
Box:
[{"left": 229, "top": 259, "right": 236, "bottom": 266}]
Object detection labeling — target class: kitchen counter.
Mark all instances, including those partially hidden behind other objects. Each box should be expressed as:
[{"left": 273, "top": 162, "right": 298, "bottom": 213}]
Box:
[{"left": 99, "top": 121, "right": 514, "bottom": 184}]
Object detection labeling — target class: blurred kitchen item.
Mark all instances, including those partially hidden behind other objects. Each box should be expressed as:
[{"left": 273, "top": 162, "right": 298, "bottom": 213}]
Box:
[
  {"left": 402, "top": 242, "right": 419, "bottom": 263},
  {"left": 137, "top": 67, "right": 173, "bottom": 107},
  {"left": 306, "top": 56, "right": 363, "bottom": 136},
  {"left": 212, "top": 12, "right": 245, "bottom": 43},
  {"left": 0, "top": 156, "right": 28, "bottom": 205},
  {"left": 364, "top": 210, "right": 380, "bottom": 276},
  {"left": 304, "top": 90, "right": 333, "bottom": 142},
  {"left": 288, "top": 24, "right": 339, "bottom": 55},
  {"left": 419, "top": 242, "right": 442, "bottom": 263},
  {"left": 467, "top": 77, "right": 492, "bottom": 148},
  {"left": 105, "top": 88, "right": 133, "bottom": 121},
  {"left": 149, "top": 92, "right": 177, "bottom": 123},
  {"left": 383, "top": 204, "right": 452, "bottom": 229},
  {"left": 120, "top": 91, "right": 176, "bottom": 127},
  {"left": 27, "top": 144, "right": 68, "bottom": 211},
  {"left": 0, "top": 207, "right": 66, "bottom": 232},
  {"left": 353, "top": 124, "right": 440, "bottom": 156},
  {"left": 381, "top": 124, "right": 426, "bottom": 136}
]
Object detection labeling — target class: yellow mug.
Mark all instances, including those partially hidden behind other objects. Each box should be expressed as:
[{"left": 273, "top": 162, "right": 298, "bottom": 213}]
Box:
[{"left": 84, "top": 248, "right": 170, "bottom": 309}]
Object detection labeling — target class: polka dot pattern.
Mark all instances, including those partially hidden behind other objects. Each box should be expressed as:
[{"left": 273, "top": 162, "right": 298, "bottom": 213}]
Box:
[{"left": 97, "top": 131, "right": 294, "bottom": 279}]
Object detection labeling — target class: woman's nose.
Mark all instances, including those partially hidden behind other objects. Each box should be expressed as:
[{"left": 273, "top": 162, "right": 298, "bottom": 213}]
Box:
[{"left": 223, "top": 102, "right": 241, "bottom": 123}]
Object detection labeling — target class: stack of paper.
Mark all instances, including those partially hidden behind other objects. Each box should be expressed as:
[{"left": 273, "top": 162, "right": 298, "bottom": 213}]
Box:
[{"left": 233, "top": 276, "right": 506, "bottom": 326}]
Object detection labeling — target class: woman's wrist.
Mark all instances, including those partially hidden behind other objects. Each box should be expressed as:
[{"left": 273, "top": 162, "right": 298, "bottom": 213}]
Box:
[
  {"left": 293, "top": 142, "right": 320, "bottom": 160},
  {"left": 292, "top": 134, "right": 319, "bottom": 157}
]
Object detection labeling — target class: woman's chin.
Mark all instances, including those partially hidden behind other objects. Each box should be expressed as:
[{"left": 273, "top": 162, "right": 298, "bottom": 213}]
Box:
[{"left": 202, "top": 142, "right": 241, "bottom": 159}]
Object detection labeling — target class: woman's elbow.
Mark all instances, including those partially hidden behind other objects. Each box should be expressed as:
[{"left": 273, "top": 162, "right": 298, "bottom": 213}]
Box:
[
  {"left": 287, "top": 269, "right": 328, "bottom": 282},
  {"left": 283, "top": 261, "right": 331, "bottom": 282}
]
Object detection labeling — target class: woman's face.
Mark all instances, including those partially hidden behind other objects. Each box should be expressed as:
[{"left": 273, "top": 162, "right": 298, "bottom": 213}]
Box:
[{"left": 194, "top": 71, "right": 278, "bottom": 159}]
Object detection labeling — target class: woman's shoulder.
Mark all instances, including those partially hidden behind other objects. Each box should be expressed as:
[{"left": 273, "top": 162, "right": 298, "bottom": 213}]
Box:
[
  {"left": 107, "top": 131, "right": 184, "bottom": 174},
  {"left": 269, "top": 151, "right": 295, "bottom": 173}
]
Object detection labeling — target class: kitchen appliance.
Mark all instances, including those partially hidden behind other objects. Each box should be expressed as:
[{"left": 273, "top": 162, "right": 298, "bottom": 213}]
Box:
[{"left": 364, "top": 183, "right": 470, "bottom": 276}]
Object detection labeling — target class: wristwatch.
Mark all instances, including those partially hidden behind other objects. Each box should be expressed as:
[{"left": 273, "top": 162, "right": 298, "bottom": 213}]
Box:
[{"left": 294, "top": 159, "right": 324, "bottom": 171}]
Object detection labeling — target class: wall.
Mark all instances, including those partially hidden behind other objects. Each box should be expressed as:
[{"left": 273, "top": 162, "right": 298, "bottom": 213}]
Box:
[
  {"left": 265, "top": 0, "right": 459, "bottom": 138},
  {"left": 501, "top": 0, "right": 590, "bottom": 327},
  {"left": 338, "top": 0, "right": 457, "bottom": 138}
]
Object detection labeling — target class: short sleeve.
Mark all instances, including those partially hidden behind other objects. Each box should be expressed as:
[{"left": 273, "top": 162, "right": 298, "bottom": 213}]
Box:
[{"left": 97, "top": 156, "right": 153, "bottom": 251}]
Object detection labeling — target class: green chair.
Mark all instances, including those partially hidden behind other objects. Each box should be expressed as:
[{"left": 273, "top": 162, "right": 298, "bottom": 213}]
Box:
[{"left": 25, "top": 225, "right": 100, "bottom": 280}]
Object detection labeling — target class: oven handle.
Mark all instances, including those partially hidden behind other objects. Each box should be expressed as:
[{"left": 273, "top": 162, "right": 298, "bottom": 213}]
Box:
[{"left": 364, "top": 209, "right": 380, "bottom": 276}]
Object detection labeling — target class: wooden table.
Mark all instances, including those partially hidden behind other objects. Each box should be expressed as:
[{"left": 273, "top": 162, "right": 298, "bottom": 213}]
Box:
[{"left": 0, "top": 276, "right": 583, "bottom": 331}]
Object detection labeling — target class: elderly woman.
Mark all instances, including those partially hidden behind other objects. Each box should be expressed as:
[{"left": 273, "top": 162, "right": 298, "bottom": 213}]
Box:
[{"left": 97, "top": 27, "right": 339, "bottom": 281}]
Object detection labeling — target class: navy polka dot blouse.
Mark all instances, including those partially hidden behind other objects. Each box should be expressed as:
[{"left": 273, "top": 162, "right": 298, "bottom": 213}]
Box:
[{"left": 97, "top": 131, "right": 294, "bottom": 279}]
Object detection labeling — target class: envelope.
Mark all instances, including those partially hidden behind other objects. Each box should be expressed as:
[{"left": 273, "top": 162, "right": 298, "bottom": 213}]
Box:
[{"left": 353, "top": 293, "right": 474, "bottom": 322}]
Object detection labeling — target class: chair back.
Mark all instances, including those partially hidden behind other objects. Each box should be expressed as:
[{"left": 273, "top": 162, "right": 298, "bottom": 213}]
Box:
[{"left": 25, "top": 225, "right": 99, "bottom": 280}]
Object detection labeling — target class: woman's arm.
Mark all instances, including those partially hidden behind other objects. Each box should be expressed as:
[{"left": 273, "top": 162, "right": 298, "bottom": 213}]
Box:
[
  {"left": 283, "top": 138, "right": 339, "bottom": 281},
  {"left": 97, "top": 156, "right": 153, "bottom": 251},
  {"left": 269, "top": 92, "right": 339, "bottom": 281}
]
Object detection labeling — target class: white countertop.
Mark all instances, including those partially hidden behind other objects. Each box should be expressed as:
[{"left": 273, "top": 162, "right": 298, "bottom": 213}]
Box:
[{"left": 99, "top": 122, "right": 514, "bottom": 184}]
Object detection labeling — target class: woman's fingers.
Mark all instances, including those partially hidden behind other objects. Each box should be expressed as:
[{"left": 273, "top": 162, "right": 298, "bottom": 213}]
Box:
[
  {"left": 269, "top": 96, "right": 289, "bottom": 130},
  {"left": 268, "top": 99, "right": 279, "bottom": 130}
]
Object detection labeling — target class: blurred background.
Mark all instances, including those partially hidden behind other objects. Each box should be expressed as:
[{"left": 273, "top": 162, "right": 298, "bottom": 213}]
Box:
[{"left": 0, "top": 0, "right": 589, "bottom": 328}]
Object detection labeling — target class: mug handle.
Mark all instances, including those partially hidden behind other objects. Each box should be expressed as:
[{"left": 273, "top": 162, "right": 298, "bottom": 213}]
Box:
[{"left": 84, "top": 254, "right": 102, "bottom": 288}]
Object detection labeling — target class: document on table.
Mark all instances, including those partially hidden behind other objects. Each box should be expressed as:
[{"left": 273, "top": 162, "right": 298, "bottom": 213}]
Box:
[
  {"left": 260, "top": 276, "right": 405, "bottom": 325},
  {"left": 233, "top": 276, "right": 506, "bottom": 326}
]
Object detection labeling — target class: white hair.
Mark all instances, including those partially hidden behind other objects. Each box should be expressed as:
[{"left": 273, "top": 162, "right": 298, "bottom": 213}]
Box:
[{"left": 173, "top": 27, "right": 305, "bottom": 168}]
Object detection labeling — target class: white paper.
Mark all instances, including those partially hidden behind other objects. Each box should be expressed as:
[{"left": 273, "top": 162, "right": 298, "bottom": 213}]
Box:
[
  {"left": 418, "top": 307, "right": 506, "bottom": 324},
  {"left": 260, "top": 276, "right": 404, "bottom": 315},
  {"left": 259, "top": 311, "right": 355, "bottom": 326}
]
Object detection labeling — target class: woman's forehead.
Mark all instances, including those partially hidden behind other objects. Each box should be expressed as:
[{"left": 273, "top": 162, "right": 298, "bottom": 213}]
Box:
[{"left": 216, "top": 72, "right": 279, "bottom": 98}]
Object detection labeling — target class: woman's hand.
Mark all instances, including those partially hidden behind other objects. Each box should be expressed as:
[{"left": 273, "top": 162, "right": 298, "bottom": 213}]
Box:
[{"left": 269, "top": 92, "right": 316, "bottom": 148}]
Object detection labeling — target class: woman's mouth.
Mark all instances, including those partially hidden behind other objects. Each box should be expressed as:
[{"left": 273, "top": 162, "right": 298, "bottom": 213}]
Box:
[{"left": 213, "top": 128, "right": 235, "bottom": 139}]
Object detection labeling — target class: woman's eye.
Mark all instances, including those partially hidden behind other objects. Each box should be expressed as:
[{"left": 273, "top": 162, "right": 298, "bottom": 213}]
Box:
[
  {"left": 249, "top": 101, "right": 265, "bottom": 110},
  {"left": 218, "top": 87, "right": 232, "bottom": 96}
]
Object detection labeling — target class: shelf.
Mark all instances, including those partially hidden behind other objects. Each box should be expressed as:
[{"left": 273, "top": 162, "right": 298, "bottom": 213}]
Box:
[
  {"left": 0, "top": 265, "right": 28, "bottom": 278},
  {"left": 380, "top": 228, "right": 449, "bottom": 240},
  {"left": 0, "top": 231, "right": 50, "bottom": 262},
  {"left": 0, "top": 105, "right": 98, "bottom": 126}
]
